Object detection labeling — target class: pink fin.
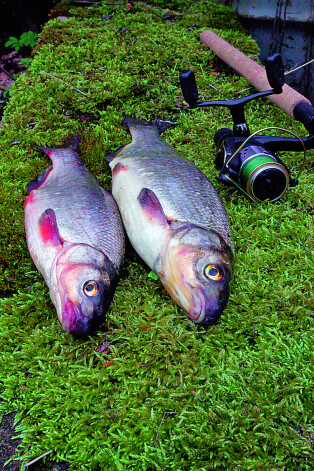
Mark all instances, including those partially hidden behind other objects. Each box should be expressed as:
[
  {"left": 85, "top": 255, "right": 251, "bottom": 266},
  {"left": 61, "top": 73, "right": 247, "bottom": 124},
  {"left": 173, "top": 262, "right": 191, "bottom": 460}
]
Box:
[
  {"left": 38, "top": 209, "right": 63, "bottom": 246},
  {"left": 138, "top": 188, "right": 168, "bottom": 226},
  {"left": 24, "top": 192, "right": 35, "bottom": 208}
]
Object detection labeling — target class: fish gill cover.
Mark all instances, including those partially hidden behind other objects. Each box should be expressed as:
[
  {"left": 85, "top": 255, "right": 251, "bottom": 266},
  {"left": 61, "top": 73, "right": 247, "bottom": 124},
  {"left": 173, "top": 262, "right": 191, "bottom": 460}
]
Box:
[{"left": 0, "top": 0, "right": 313, "bottom": 470}]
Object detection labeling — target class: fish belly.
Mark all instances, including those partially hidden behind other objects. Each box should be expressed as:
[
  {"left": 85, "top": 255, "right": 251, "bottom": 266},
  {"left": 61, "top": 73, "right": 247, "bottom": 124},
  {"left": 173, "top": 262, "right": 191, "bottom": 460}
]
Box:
[{"left": 110, "top": 161, "right": 168, "bottom": 270}]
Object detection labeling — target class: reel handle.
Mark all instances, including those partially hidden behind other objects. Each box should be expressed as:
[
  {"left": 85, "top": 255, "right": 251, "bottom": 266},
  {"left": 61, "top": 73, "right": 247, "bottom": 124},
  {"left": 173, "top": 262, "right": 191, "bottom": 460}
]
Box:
[
  {"left": 293, "top": 102, "right": 314, "bottom": 135},
  {"left": 179, "top": 70, "right": 199, "bottom": 108},
  {"left": 179, "top": 67, "right": 280, "bottom": 137},
  {"left": 264, "top": 54, "right": 284, "bottom": 93}
]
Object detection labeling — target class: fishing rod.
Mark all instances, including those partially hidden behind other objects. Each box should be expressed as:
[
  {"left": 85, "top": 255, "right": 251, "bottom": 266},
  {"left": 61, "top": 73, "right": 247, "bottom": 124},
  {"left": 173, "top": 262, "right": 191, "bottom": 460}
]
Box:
[{"left": 179, "top": 30, "right": 314, "bottom": 203}]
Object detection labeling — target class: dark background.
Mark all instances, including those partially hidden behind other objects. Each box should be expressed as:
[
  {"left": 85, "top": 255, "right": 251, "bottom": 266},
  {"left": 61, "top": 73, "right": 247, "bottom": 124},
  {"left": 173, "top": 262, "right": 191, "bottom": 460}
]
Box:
[
  {"left": 0, "top": 0, "right": 313, "bottom": 103},
  {"left": 0, "top": 0, "right": 55, "bottom": 56}
]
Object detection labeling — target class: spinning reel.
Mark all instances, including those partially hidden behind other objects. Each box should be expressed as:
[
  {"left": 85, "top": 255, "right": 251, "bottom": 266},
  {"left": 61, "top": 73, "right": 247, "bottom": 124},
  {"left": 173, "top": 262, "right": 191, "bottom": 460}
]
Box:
[{"left": 180, "top": 54, "right": 314, "bottom": 202}]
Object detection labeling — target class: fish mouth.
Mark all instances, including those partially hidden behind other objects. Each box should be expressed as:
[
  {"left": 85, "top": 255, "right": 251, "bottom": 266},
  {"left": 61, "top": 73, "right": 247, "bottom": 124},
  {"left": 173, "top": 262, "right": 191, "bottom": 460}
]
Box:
[
  {"left": 188, "top": 287, "right": 206, "bottom": 322},
  {"left": 161, "top": 276, "right": 225, "bottom": 326},
  {"left": 61, "top": 299, "right": 103, "bottom": 337},
  {"left": 159, "top": 266, "right": 227, "bottom": 326},
  {"left": 186, "top": 286, "right": 224, "bottom": 325},
  {"left": 61, "top": 300, "right": 81, "bottom": 334}
]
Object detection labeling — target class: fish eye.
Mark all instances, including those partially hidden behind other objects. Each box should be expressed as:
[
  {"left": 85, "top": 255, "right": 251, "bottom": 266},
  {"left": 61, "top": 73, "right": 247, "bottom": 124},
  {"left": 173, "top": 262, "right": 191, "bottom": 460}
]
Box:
[
  {"left": 83, "top": 281, "right": 99, "bottom": 297},
  {"left": 204, "top": 264, "right": 223, "bottom": 281}
]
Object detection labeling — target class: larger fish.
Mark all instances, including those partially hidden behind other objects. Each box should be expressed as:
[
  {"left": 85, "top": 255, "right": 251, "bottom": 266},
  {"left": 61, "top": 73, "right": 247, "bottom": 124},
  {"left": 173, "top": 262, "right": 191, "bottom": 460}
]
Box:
[
  {"left": 24, "top": 136, "right": 125, "bottom": 336},
  {"left": 109, "top": 114, "right": 234, "bottom": 326}
]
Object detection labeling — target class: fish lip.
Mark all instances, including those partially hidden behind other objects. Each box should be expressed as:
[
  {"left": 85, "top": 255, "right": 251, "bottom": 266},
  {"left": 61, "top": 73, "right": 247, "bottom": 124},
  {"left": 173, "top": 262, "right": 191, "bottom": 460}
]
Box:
[
  {"left": 198, "top": 314, "right": 221, "bottom": 327},
  {"left": 187, "top": 285, "right": 226, "bottom": 326},
  {"left": 62, "top": 300, "right": 80, "bottom": 333},
  {"left": 61, "top": 300, "right": 95, "bottom": 336},
  {"left": 199, "top": 290, "right": 229, "bottom": 326},
  {"left": 187, "top": 286, "right": 206, "bottom": 323},
  {"left": 61, "top": 299, "right": 107, "bottom": 337}
]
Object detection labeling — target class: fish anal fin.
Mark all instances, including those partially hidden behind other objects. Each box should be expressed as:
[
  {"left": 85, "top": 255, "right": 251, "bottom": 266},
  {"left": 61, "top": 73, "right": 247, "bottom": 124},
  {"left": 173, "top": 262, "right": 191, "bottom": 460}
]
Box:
[
  {"left": 138, "top": 188, "right": 168, "bottom": 226},
  {"left": 38, "top": 208, "right": 63, "bottom": 247}
]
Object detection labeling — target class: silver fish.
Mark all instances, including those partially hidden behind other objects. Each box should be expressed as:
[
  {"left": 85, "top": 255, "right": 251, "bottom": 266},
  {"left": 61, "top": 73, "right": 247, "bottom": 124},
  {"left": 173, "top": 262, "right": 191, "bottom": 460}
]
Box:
[
  {"left": 108, "top": 114, "right": 234, "bottom": 325},
  {"left": 24, "top": 136, "right": 125, "bottom": 335}
]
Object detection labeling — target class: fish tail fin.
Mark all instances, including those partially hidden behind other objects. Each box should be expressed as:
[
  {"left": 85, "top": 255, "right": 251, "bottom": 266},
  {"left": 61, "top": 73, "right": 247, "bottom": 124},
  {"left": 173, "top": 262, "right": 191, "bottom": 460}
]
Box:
[
  {"left": 31, "top": 135, "right": 81, "bottom": 155},
  {"left": 123, "top": 113, "right": 176, "bottom": 135}
]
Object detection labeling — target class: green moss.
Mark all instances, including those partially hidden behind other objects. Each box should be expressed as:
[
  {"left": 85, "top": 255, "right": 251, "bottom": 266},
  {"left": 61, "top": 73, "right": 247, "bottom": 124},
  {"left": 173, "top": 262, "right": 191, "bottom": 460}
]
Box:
[{"left": 0, "top": 0, "right": 313, "bottom": 470}]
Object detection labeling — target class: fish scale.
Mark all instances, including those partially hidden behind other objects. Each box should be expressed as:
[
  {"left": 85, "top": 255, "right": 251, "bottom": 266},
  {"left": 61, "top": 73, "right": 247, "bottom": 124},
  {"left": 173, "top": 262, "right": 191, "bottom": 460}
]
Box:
[
  {"left": 25, "top": 137, "right": 125, "bottom": 336},
  {"left": 113, "top": 127, "right": 234, "bottom": 252},
  {"left": 109, "top": 114, "right": 234, "bottom": 326},
  {"left": 28, "top": 148, "right": 123, "bottom": 268},
  {"left": 40, "top": 171, "right": 123, "bottom": 265}
]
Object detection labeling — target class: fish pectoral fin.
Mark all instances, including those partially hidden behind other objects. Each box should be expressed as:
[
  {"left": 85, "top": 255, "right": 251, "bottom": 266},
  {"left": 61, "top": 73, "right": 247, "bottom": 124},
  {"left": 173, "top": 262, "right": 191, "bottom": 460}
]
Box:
[
  {"left": 26, "top": 166, "right": 52, "bottom": 192},
  {"left": 138, "top": 188, "right": 168, "bottom": 226},
  {"left": 38, "top": 208, "right": 63, "bottom": 247}
]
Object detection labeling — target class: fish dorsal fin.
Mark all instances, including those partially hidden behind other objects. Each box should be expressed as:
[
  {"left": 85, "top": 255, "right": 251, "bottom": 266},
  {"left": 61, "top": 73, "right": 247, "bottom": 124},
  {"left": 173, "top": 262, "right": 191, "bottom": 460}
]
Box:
[
  {"left": 138, "top": 188, "right": 168, "bottom": 226},
  {"left": 38, "top": 208, "right": 63, "bottom": 247}
]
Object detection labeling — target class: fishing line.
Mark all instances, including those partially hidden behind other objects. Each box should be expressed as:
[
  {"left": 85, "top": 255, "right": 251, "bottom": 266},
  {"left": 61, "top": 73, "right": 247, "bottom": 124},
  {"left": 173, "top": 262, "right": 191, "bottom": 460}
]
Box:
[
  {"left": 224, "top": 126, "right": 313, "bottom": 258},
  {"left": 284, "top": 58, "right": 314, "bottom": 76},
  {"left": 225, "top": 126, "right": 307, "bottom": 182}
]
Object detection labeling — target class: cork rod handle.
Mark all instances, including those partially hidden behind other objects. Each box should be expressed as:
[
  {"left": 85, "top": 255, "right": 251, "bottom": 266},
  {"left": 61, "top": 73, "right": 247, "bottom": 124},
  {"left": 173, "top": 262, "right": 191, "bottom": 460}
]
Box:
[{"left": 200, "top": 30, "right": 314, "bottom": 134}]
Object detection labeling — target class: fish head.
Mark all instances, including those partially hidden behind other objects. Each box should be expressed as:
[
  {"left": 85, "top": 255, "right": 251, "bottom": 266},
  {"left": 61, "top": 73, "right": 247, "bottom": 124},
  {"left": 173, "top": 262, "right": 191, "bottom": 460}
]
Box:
[
  {"left": 159, "top": 225, "right": 233, "bottom": 325},
  {"left": 50, "top": 244, "right": 118, "bottom": 336}
]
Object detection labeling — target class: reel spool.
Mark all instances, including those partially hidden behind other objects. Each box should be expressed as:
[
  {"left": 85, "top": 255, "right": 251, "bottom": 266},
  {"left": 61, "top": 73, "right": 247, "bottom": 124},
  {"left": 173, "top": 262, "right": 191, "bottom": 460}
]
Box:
[
  {"left": 239, "top": 149, "right": 289, "bottom": 202},
  {"left": 213, "top": 128, "right": 298, "bottom": 203}
]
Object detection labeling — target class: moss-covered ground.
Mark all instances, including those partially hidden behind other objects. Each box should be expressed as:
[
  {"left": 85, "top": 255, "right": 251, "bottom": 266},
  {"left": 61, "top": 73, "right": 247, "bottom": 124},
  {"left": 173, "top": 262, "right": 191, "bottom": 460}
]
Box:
[{"left": 0, "top": 0, "right": 313, "bottom": 469}]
